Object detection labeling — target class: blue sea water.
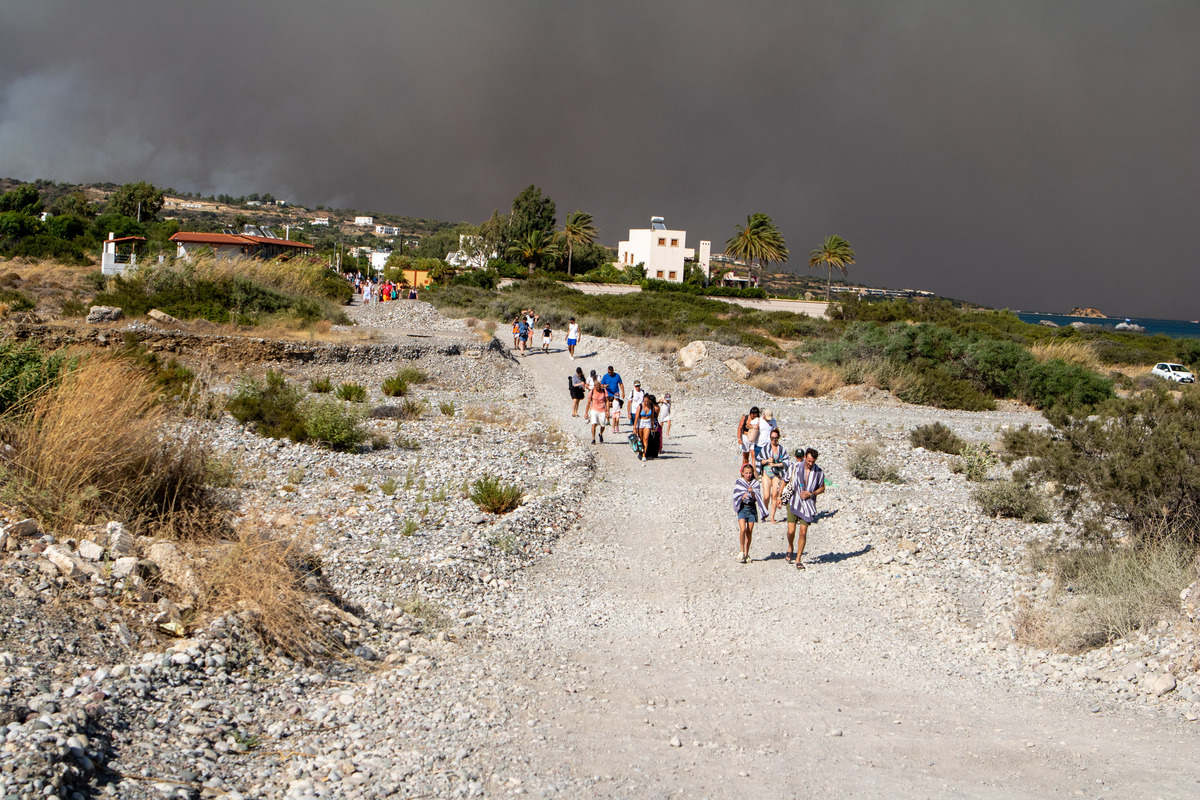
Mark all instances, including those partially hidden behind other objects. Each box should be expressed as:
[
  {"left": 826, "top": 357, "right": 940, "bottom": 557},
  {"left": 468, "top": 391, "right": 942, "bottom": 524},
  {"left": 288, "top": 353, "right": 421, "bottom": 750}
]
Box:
[{"left": 1014, "top": 312, "right": 1200, "bottom": 340}]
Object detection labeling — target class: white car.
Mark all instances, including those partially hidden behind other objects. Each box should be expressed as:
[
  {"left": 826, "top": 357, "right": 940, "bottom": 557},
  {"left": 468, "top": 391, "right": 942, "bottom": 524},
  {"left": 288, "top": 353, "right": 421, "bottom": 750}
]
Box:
[{"left": 1151, "top": 363, "right": 1195, "bottom": 383}]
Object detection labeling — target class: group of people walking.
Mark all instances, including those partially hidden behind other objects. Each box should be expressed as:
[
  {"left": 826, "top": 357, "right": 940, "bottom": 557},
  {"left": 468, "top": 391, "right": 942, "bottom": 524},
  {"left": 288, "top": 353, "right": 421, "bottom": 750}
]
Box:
[
  {"left": 569, "top": 364, "right": 671, "bottom": 460},
  {"left": 348, "top": 275, "right": 417, "bottom": 305},
  {"left": 732, "top": 406, "right": 825, "bottom": 569},
  {"left": 512, "top": 311, "right": 582, "bottom": 358}
]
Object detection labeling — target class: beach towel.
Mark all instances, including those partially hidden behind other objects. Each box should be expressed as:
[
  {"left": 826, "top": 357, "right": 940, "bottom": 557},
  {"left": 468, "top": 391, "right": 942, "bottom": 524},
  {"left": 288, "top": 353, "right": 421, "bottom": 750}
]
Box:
[
  {"left": 784, "top": 461, "right": 825, "bottom": 523},
  {"left": 732, "top": 478, "right": 769, "bottom": 518}
]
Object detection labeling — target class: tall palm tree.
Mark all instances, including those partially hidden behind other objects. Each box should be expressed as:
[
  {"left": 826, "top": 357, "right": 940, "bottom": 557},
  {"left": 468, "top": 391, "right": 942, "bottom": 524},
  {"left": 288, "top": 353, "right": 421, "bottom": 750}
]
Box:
[
  {"left": 808, "top": 235, "right": 856, "bottom": 301},
  {"left": 505, "top": 229, "right": 560, "bottom": 274},
  {"left": 724, "top": 213, "right": 788, "bottom": 285},
  {"left": 559, "top": 210, "right": 597, "bottom": 275}
]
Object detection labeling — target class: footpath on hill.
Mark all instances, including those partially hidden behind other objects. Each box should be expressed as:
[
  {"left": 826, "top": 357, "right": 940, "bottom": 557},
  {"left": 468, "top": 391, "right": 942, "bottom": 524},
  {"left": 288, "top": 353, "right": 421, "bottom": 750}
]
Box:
[{"left": 472, "top": 337, "right": 1198, "bottom": 799}]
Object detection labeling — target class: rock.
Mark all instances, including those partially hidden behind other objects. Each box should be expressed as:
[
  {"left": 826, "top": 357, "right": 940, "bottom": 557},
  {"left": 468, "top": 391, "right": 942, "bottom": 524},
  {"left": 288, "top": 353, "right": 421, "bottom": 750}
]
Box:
[
  {"left": 147, "top": 308, "right": 180, "bottom": 325},
  {"left": 108, "top": 522, "right": 135, "bottom": 557},
  {"left": 898, "top": 538, "right": 921, "bottom": 555},
  {"left": 5, "top": 518, "right": 41, "bottom": 538},
  {"left": 44, "top": 545, "right": 84, "bottom": 579},
  {"left": 724, "top": 359, "right": 751, "bottom": 380},
  {"left": 77, "top": 540, "right": 105, "bottom": 561},
  {"left": 86, "top": 305, "right": 124, "bottom": 323},
  {"left": 111, "top": 556, "right": 139, "bottom": 577},
  {"left": 146, "top": 540, "right": 201, "bottom": 596},
  {"left": 668, "top": 735, "right": 682, "bottom": 747},
  {"left": 1151, "top": 673, "right": 1176, "bottom": 697},
  {"left": 1181, "top": 579, "right": 1200, "bottom": 621},
  {"left": 678, "top": 341, "right": 708, "bottom": 368}
]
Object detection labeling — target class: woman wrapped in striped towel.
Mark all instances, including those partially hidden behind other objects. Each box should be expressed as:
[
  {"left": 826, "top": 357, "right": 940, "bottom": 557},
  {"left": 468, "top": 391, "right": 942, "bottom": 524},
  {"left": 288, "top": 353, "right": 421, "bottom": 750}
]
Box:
[{"left": 733, "top": 463, "right": 769, "bottom": 564}]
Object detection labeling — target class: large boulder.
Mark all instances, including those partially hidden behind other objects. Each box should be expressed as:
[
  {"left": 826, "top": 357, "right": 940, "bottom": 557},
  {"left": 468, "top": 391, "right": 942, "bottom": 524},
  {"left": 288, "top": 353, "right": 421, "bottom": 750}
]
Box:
[
  {"left": 147, "top": 308, "right": 180, "bottom": 325},
  {"left": 86, "top": 306, "right": 124, "bottom": 323},
  {"left": 678, "top": 341, "right": 708, "bottom": 369},
  {"left": 146, "top": 541, "right": 201, "bottom": 597}
]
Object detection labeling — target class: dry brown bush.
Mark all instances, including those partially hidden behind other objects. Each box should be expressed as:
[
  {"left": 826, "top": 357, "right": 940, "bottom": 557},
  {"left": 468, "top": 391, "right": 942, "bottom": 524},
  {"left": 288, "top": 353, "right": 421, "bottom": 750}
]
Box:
[
  {"left": 198, "top": 525, "right": 342, "bottom": 659},
  {"left": 637, "top": 337, "right": 680, "bottom": 355},
  {"left": 1029, "top": 340, "right": 1102, "bottom": 370},
  {"left": 0, "top": 354, "right": 220, "bottom": 538},
  {"left": 750, "top": 362, "right": 843, "bottom": 398},
  {"left": 743, "top": 354, "right": 765, "bottom": 374}
]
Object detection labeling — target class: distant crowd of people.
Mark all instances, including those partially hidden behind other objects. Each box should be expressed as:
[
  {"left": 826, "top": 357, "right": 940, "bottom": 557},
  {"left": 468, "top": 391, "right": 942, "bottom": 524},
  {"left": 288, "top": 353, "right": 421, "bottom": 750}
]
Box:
[{"left": 345, "top": 273, "right": 417, "bottom": 305}]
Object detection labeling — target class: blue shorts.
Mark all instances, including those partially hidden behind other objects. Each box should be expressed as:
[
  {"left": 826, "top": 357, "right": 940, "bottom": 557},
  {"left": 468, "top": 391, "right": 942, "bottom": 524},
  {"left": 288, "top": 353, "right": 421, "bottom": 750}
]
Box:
[
  {"left": 737, "top": 504, "right": 759, "bottom": 522},
  {"left": 567, "top": 338, "right": 577, "bottom": 346}
]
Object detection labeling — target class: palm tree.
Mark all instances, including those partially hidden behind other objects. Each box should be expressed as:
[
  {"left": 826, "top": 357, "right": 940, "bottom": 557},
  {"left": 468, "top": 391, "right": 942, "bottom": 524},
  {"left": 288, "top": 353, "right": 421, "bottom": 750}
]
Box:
[
  {"left": 558, "top": 210, "right": 597, "bottom": 276},
  {"left": 808, "top": 235, "right": 856, "bottom": 301},
  {"left": 505, "top": 229, "right": 560, "bottom": 274},
  {"left": 724, "top": 213, "right": 788, "bottom": 285}
]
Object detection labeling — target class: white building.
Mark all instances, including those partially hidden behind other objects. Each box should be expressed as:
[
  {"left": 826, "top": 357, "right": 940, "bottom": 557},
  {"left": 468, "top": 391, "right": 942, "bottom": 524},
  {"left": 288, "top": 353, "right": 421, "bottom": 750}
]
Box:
[
  {"left": 375, "top": 225, "right": 400, "bottom": 236},
  {"left": 311, "top": 217, "right": 330, "bottom": 226},
  {"left": 354, "top": 216, "right": 374, "bottom": 226},
  {"left": 618, "top": 216, "right": 696, "bottom": 282},
  {"left": 445, "top": 234, "right": 495, "bottom": 269}
]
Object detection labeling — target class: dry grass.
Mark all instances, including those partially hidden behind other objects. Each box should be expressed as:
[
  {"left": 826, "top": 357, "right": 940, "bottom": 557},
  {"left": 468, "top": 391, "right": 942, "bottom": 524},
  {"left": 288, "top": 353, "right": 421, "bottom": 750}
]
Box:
[
  {"left": 0, "top": 354, "right": 220, "bottom": 537},
  {"left": 198, "top": 524, "right": 342, "bottom": 659},
  {"left": 1029, "top": 340, "right": 1103, "bottom": 370},
  {"left": 0, "top": 258, "right": 94, "bottom": 291},
  {"left": 182, "top": 253, "right": 336, "bottom": 299},
  {"left": 1017, "top": 538, "right": 1195, "bottom": 652},
  {"left": 638, "top": 337, "right": 681, "bottom": 355},
  {"left": 750, "top": 362, "right": 844, "bottom": 398}
]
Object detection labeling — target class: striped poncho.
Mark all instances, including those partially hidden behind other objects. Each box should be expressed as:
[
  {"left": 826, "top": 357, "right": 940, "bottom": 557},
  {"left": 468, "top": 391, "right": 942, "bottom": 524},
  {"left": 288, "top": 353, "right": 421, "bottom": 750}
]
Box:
[
  {"left": 785, "top": 460, "right": 825, "bottom": 524},
  {"left": 732, "top": 477, "right": 769, "bottom": 518}
]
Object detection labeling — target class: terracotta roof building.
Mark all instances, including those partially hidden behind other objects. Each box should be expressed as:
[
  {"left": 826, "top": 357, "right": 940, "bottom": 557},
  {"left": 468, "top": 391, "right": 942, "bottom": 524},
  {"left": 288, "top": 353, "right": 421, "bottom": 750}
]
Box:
[{"left": 169, "top": 231, "right": 314, "bottom": 261}]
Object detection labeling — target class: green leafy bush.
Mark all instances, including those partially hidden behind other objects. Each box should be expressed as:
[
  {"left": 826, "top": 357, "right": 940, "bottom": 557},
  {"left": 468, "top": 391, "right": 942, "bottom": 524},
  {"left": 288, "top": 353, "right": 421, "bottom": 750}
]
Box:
[
  {"left": 0, "top": 342, "right": 72, "bottom": 415},
  {"left": 1006, "top": 387, "right": 1200, "bottom": 546},
  {"left": 1023, "top": 358, "right": 1112, "bottom": 414},
  {"left": 397, "top": 366, "right": 427, "bottom": 384},
  {"left": 908, "top": 422, "right": 965, "bottom": 455},
  {"left": 308, "top": 376, "right": 332, "bottom": 393},
  {"left": 299, "top": 397, "right": 366, "bottom": 450},
  {"left": 381, "top": 376, "right": 408, "bottom": 397},
  {"left": 895, "top": 369, "right": 996, "bottom": 412},
  {"left": 226, "top": 370, "right": 306, "bottom": 441},
  {"left": 335, "top": 382, "right": 368, "bottom": 403},
  {"left": 0, "top": 288, "right": 36, "bottom": 312},
  {"left": 959, "top": 443, "right": 998, "bottom": 482},
  {"left": 469, "top": 475, "right": 524, "bottom": 515},
  {"left": 973, "top": 479, "right": 1051, "bottom": 522}
]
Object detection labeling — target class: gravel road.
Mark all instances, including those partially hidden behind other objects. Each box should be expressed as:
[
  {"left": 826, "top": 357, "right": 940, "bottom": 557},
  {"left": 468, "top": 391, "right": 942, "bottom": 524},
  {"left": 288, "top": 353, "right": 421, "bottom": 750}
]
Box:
[{"left": 470, "top": 329, "right": 1200, "bottom": 798}]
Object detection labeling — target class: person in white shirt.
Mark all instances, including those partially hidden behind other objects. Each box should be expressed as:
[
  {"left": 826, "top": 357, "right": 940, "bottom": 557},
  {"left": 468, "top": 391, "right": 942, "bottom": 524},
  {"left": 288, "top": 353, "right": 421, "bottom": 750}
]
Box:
[
  {"left": 627, "top": 381, "right": 645, "bottom": 429},
  {"left": 566, "top": 317, "right": 581, "bottom": 359}
]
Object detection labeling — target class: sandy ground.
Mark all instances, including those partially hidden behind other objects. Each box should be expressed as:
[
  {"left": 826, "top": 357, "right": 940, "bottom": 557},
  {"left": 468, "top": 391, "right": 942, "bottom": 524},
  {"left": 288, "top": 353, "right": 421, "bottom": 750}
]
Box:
[{"left": 479, "top": 341, "right": 1199, "bottom": 799}]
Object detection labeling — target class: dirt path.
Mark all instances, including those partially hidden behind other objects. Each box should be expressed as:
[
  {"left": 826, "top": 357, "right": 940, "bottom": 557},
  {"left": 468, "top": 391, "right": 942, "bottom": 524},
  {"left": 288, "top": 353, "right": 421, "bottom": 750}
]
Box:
[{"left": 482, "top": 345, "right": 1198, "bottom": 798}]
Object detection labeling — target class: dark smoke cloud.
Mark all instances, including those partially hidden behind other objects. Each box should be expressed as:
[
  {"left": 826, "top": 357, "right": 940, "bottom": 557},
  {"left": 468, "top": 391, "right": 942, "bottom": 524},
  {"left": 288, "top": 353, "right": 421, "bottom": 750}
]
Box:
[{"left": 2, "top": 1, "right": 1197, "bottom": 318}]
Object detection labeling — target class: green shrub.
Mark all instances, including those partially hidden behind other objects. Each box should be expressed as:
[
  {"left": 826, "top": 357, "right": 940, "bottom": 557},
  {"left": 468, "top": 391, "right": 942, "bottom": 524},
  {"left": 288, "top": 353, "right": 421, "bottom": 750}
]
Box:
[
  {"left": 439, "top": 400, "right": 456, "bottom": 416},
  {"left": 959, "top": 443, "right": 998, "bottom": 482},
  {"left": 909, "top": 422, "right": 965, "bottom": 455},
  {"left": 973, "top": 478, "right": 1051, "bottom": 522},
  {"left": 469, "top": 475, "right": 524, "bottom": 514},
  {"left": 395, "top": 398, "right": 427, "bottom": 420},
  {"left": 0, "top": 342, "right": 72, "bottom": 415},
  {"left": 0, "top": 288, "right": 37, "bottom": 312},
  {"left": 1008, "top": 387, "right": 1200, "bottom": 546},
  {"left": 381, "top": 376, "right": 408, "bottom": 397},
  {"left": 1022, "top": 358, "right": 1112, "bottom": 413},
  {"left": 308, "top": 376, "right": 332, "bottom": 393},
  {"left": 379, "top": 478, "right": 398, "bottom": 496},
  {"left": 895, "top": 369, "right": 996, "bottom": 412},
  {"left": 397, "top": 366, "right": 427, "bottom": 384},
  {"left": 299, "top": 397, "right": 366, "bottom": 450},
  {"left": 226, "top": 370, "right": 306, "bottom": 441},
  {"left": 335, "top": 382, "right": 368, "bottom": 403}
]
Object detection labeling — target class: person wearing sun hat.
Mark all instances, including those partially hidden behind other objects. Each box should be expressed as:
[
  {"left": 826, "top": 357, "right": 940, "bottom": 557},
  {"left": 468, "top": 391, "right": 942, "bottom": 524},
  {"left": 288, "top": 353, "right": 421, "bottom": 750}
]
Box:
[{"left": 658, "top": 392, "right": 672, "bottom": 440}]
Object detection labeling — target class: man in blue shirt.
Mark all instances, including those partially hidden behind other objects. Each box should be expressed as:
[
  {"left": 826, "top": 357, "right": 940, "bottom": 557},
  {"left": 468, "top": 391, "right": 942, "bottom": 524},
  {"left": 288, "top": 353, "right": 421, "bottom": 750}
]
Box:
[
  {"left": 600, "top": 366, "right": 624, "bottom": 403},
  {"left": 516, "top": 319, "right": 530, "bottom": 354}
]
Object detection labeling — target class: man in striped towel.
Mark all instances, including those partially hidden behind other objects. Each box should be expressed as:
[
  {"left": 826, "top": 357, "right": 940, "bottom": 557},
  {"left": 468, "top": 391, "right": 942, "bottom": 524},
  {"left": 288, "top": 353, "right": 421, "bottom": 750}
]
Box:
[
  {"left": 784, "top": 448, "right": 825, "bottom": 569},
  {"left": 733, "top": 464, "right": 769, "bottom": 564}
]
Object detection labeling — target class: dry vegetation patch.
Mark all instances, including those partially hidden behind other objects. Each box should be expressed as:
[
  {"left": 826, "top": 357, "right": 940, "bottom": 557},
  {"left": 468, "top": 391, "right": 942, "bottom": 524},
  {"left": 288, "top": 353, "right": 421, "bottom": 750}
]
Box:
[{"left": 749, "top": 361, "right": 843, "bottom": 398}]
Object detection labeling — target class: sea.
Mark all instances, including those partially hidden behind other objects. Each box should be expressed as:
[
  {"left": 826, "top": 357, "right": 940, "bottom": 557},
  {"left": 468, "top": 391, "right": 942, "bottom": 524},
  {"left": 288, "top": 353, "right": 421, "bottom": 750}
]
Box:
[{"left": 1014, "top": 312, "right": 1200, "bottom": 340}]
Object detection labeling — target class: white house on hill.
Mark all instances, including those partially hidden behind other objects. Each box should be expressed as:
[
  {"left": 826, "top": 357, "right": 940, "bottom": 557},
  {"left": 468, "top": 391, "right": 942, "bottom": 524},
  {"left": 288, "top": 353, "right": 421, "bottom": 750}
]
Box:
[{"left": 617, "top": 216, "right": 709, "bottom": 283}]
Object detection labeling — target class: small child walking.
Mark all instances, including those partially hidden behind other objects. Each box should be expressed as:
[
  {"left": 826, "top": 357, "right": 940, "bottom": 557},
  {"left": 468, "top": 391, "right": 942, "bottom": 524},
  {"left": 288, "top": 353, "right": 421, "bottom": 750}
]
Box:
[{"left": 541, "top": 322, "right": 552, "bottom": 353}]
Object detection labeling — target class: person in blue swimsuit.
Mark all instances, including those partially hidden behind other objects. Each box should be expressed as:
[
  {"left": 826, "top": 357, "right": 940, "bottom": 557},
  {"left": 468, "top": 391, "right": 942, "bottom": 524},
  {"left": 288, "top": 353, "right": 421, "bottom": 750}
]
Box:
[{"left": 635, "top": 394, "right": 657, "bottom": 460}]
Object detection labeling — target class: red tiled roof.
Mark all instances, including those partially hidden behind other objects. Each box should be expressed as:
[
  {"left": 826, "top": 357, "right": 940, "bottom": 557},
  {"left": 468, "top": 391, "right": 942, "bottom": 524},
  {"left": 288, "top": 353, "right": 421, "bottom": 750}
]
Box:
[
  {"left": 170, "top": 232, "right": 252, "bottom": 245},
  {"left": 169, "top": 232, "right": 313, "bottom": 249}
]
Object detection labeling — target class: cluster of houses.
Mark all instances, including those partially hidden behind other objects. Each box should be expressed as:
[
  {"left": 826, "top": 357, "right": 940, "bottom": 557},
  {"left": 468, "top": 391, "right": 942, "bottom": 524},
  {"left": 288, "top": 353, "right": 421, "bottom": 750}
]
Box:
[{"left": 103, "top": 213, "right": 760, "bottom": 287}]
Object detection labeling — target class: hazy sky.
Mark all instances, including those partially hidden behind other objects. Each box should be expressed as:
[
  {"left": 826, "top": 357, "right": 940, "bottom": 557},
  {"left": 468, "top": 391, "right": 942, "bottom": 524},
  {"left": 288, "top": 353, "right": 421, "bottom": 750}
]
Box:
[{"left": 2, "top": 1, "right": 1197, "bottom": 318}]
